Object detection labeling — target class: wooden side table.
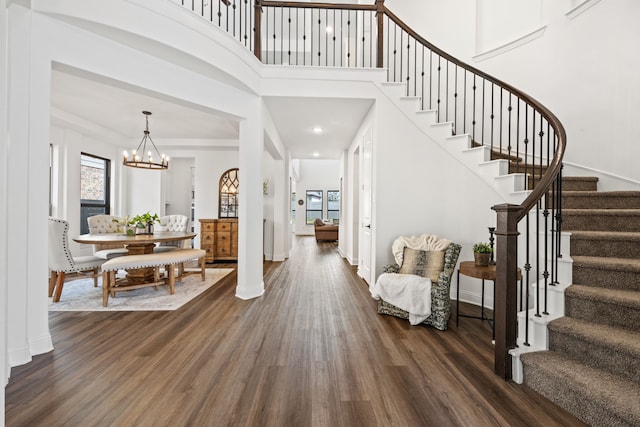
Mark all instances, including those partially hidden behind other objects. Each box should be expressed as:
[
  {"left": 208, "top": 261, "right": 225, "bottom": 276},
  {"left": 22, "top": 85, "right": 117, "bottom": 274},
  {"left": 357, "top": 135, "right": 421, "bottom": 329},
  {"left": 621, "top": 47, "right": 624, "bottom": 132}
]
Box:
[{"left": 456, "top": 261, "right": 522, "bottom": 339}]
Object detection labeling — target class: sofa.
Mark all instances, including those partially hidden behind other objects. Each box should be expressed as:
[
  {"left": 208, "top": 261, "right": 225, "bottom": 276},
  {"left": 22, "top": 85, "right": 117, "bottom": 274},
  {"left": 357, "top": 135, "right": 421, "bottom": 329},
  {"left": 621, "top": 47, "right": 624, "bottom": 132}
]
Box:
[{"left": 314, "top": 218, "right": 339, "bottom": 241}]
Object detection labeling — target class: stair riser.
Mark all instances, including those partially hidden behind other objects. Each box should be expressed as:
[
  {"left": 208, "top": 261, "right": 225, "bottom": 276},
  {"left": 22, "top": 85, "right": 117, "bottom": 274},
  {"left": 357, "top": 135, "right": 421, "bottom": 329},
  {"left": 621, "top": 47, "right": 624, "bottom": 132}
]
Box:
[
  {"left": 563, "top": 195, "right": 640, "bottom": 209},
  {"left": 564, "top": 214, "right": 640, "bottom": 232},
  {"left": 565, "top": 296, "right": 640, "bottom": 331},
  {"left": 521, "top": 364, "right": 633, "bottom": 427},
  {"left": 570, "top": 238, "right": 640, "bottom": 259},
  {"left": 572, "top": 265, "right": 640, "bottom": 291},
  {"left": 548, "top": 329, "right": 640, "bottom": 383}
]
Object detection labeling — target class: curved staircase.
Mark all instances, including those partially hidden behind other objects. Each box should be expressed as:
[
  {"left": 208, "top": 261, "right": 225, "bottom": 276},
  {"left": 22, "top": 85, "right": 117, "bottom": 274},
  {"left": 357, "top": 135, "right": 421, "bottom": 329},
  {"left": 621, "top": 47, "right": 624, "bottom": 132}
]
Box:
[{"left": 520, "top": 176, "right": 640, "bottom": 427}]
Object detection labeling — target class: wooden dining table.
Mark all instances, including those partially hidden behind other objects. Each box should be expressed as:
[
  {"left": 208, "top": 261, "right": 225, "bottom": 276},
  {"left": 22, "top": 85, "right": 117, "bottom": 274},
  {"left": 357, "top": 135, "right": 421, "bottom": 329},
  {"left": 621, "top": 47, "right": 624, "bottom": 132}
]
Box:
[{"left": 74, "top": 231, "right": 197, "bottom": 285}]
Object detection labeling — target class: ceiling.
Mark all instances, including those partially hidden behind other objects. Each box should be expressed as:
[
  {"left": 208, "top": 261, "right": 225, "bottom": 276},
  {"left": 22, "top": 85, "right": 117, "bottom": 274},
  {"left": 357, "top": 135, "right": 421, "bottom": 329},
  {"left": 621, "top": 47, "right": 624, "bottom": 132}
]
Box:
[{"left": 51, "top": 68, "right": 373, "bottom": 160}]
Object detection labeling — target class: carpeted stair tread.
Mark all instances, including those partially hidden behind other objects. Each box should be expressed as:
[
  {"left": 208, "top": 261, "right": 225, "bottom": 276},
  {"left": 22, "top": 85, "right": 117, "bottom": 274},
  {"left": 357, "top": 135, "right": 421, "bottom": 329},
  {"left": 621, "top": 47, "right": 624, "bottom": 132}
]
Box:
[
  {"left": 561, "top": 176, "right": 599, "bottom": 192},
  {"left": 569, "top": 231, "right": 640, "bottom": 258},
  {"left": 572, "top": 256, "right": 640, "bottom": 291},
  {"left": 563, "top": 191, "right": 640, "bottom": 209},
  {"left": 548, "top": 317, "right": 640, "bottom": 382},
  {"left": 570, "top": 230, "right": 640, "bottom": 242},
  {"left": 573, "top": 255, "right": 640, "bottom": 272},
  {"left": 565, "top": 285, "right": 640, "bottom": 331},
  {"left": 564, "top": 209, "right": 640, "bottom": 232},
  {"left": 521, "top": 351, "right": 640, "bottom": 427},
  {"left": 566, "top": 284, "right": 640, "bottom": 309}
]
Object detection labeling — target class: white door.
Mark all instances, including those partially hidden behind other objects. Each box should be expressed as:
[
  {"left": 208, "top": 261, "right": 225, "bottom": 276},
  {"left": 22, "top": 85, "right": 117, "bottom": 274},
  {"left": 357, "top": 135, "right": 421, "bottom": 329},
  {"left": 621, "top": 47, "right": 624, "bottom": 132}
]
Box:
[{"left": 357, "top": 128, "right": 373, "bottom": 284}]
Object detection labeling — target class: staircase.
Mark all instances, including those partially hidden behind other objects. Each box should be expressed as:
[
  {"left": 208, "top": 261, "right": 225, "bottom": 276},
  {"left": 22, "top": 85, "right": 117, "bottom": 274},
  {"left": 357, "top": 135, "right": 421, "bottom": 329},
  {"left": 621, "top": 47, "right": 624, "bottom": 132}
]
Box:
[{"left": 520, "top": 176, "right": 640, "bottom": 427}]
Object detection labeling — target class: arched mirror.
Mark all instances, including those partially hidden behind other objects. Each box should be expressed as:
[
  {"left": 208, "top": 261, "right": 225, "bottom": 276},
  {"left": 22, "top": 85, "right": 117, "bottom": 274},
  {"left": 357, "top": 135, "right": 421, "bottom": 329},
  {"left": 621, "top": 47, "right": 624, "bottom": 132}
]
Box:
[{"left": 219, "top": 168, "right": 239, "bottom": 218}]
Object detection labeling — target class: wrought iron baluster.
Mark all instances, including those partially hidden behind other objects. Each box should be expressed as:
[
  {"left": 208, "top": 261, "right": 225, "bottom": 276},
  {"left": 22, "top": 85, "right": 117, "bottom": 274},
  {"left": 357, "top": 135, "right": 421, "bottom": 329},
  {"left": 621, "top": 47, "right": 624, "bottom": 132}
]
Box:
[
  {"left": 436, "top": 55, "right": 441, "bottom": 121},
  {"left": 421, "top": 46, "right": 425, "bottom": 111}
]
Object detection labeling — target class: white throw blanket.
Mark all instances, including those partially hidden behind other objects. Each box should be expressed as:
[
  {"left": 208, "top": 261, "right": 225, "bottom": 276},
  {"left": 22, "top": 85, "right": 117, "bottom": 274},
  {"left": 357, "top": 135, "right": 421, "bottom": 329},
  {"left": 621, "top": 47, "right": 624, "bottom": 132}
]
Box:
[
  {"left": 371, "top": 273, "right": 432, "bottom": 325},
  {"left": 392, "top": 234, "right": 452, "bottom": 267}
]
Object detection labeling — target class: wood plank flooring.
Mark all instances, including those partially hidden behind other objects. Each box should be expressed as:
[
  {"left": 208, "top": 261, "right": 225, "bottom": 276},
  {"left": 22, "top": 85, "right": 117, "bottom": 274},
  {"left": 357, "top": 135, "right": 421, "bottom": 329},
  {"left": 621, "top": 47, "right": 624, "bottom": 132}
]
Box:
[{"left": 5, "top": 237, "right": 587, "bottom": 427}]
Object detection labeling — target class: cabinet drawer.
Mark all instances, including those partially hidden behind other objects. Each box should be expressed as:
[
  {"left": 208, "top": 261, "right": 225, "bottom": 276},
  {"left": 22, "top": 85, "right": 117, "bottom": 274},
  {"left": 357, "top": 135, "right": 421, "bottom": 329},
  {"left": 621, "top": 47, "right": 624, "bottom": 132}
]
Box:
[
  {"left": 202, "top": 232, "right": 215, "bottom": 244},
  {"left": 201, "top": 222, "right": 215, "bottom": 232},
  {"left": 217, "top": 222, "right": 232, "bottom": 232},
  {"left": 203, "top": 245, "right": 214, "bottom": 259}
]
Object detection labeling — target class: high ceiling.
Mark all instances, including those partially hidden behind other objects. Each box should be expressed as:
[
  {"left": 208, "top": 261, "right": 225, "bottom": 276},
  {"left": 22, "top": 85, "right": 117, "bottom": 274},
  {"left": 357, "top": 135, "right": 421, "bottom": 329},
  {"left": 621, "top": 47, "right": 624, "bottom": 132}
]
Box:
[{"left": 50, "top": 68, "right": 372, "bottom": 160}]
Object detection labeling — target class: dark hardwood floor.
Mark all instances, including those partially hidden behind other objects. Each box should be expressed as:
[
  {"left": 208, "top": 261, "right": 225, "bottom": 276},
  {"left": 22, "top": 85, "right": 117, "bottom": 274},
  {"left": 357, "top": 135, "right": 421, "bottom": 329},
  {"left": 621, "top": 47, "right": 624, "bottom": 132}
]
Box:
[{"left": 5, "top": 237, "right": 587, "bottom": 427}]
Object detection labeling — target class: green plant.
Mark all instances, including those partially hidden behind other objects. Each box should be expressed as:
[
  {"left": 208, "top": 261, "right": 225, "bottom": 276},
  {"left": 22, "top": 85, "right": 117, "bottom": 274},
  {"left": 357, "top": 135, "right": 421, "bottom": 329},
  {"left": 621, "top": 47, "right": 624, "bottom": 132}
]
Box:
[
  {"left": 131, "top": 211, "right": 160, "bottom": 228},
  {"left": 473, "top": 242, "right": 492, "bottom": 254}
]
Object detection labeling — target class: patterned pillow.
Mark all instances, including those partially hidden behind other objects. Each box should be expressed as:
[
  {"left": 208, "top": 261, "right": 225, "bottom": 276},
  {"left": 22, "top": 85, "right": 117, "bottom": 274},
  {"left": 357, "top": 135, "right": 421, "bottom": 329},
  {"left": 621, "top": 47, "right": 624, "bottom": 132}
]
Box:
[{"left": 398, "top": 247, "right": 445, "bottom": 282}]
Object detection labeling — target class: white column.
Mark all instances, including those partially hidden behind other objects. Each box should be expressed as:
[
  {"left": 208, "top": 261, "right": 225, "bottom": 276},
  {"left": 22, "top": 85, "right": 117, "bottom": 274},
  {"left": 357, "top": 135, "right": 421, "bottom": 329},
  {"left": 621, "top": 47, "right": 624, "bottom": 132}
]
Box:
[
  {"left": 1, "top": 1, "right": 10, "bottom": 420},
  {"left": 236, "top": 100, "right": 264, "bottom": 299},
  {"left": 6, "top": 4, "right": 53, "bottom": 368}
]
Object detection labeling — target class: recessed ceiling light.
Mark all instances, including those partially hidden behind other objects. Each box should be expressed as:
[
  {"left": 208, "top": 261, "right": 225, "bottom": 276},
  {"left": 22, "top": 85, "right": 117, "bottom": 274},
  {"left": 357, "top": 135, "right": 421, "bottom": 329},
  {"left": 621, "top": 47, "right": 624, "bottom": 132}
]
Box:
[
  {"left": 326, "top": 26, "right": 333, "bottom": 33},
  {"left": 313, "top": 152, "right": 320, "bottom": 157},
  {"left": 312, "top": 126, "right": 323, "bottom": 133}
]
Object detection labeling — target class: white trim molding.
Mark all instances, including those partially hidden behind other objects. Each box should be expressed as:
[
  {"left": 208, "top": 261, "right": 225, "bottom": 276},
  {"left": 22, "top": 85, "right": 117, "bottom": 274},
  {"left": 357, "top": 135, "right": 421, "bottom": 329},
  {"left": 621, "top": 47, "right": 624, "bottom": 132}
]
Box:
[
  {"left": 473, "top": 26, "right": 547, "bottom": 63},
  {"left": 566, "top": 0, "right": 603, "bottom": 20}
]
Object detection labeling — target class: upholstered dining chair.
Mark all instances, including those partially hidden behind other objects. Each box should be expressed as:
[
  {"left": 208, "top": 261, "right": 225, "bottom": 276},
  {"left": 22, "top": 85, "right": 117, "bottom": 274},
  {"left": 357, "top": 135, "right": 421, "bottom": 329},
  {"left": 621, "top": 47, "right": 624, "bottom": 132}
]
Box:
[
  {"left": 375, "top": 235, "right": 461, "bottom": 330},
  {"left": 154, "top": 214, "right": 190, "bottom": 253},
  {"left": 48, "top": 217, "right": 106, "bottom": 303},
  {"left": 87, "top": 214, "right": 128, "bottom": 259}
]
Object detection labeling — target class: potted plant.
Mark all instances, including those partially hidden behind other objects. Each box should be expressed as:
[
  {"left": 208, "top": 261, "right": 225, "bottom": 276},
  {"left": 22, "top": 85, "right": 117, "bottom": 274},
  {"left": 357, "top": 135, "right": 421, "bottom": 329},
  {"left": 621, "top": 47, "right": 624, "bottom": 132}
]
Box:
[
  {"left": 112, "top": 216, "right": 136, "bottom": 236},
  {"left": 131, "top": 211, "right": 160, "bottom": 235},
  {"left": 473, "top": 242, "right": 492, "bottom": 267}
]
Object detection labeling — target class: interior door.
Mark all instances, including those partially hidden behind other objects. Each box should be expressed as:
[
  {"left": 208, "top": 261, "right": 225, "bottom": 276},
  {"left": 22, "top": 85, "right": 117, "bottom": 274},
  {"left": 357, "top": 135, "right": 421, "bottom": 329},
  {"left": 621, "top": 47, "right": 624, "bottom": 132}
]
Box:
[{"left": 357, "top": 128, "right": 373, "bottom": 285}]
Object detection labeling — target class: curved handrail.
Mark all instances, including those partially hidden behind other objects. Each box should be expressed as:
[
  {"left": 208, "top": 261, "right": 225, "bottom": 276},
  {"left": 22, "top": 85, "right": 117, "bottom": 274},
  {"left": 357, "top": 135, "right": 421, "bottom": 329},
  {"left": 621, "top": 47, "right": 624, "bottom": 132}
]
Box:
[{"left": 383, "top": 6, "right": 567, "bottom": 220}]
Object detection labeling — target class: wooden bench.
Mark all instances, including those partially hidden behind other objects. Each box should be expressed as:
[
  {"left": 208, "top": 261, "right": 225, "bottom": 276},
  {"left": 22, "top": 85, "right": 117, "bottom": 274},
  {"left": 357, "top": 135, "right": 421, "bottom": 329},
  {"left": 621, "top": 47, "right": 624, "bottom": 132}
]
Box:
[{"left": 101, "top": 249, "right": 206, "bottom": 307}]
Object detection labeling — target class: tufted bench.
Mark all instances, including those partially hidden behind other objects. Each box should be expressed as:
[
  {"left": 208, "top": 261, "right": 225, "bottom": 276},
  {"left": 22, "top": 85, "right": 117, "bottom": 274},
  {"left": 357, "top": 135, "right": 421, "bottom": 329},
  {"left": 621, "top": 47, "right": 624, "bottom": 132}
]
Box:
[{"left": 101, "top": 249, "right": 206, "bottom": 306}]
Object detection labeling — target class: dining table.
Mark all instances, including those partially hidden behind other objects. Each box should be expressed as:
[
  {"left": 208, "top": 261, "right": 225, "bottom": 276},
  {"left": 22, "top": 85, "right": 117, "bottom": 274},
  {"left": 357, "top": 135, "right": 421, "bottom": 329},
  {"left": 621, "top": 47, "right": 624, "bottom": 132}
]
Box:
[{"left": 74, "top": 231, "right": 197, "bottom": 285}]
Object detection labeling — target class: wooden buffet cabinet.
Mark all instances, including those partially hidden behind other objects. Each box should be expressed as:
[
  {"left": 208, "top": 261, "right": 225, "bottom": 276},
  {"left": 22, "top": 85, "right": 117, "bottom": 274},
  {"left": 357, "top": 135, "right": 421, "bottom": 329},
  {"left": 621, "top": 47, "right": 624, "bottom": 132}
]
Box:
[{"left": 199, "top": 218, "right": 238, "bottom": 263}]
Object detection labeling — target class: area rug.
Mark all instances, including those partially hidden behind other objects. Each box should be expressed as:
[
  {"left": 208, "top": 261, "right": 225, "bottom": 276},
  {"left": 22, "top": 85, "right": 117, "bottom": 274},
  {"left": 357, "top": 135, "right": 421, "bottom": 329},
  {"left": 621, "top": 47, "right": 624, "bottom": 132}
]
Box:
[{"left": 49, "top": 268, "right": 234, "bottom": 312}]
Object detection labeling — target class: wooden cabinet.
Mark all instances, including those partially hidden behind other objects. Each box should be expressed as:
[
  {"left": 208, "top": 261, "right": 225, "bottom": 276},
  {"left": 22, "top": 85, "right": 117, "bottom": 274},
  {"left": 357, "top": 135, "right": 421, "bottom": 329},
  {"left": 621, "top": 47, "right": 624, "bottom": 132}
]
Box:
[{"left": 199, "top": 218, "right": 238, "bottom": 262}]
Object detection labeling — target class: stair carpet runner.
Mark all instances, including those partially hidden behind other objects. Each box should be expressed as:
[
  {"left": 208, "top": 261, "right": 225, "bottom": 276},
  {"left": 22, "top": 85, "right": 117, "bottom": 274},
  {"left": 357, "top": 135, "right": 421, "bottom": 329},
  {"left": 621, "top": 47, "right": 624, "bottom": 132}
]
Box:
[{"left": 520, "top": 177, "right": 640, "bottom": 427}]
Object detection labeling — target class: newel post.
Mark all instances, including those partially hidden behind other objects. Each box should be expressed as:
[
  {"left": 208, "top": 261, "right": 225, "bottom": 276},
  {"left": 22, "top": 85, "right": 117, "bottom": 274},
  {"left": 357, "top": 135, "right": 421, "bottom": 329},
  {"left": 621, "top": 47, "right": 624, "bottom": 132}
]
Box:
[
  {"left": 254, "top": 0, "right": 263, "bottom": 61},
  {"left": 493, "top": 203, "right": 520, "bottom": 380},
  {"left": 375, "top": 0, "right": 385, "bottom": 68}
]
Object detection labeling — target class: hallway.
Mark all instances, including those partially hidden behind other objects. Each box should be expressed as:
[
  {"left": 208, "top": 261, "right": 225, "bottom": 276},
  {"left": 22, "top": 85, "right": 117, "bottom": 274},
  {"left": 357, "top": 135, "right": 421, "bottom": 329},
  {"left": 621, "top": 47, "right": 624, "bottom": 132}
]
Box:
[{"left": 5, "top": 237, "right": 584, "bottom": 426}]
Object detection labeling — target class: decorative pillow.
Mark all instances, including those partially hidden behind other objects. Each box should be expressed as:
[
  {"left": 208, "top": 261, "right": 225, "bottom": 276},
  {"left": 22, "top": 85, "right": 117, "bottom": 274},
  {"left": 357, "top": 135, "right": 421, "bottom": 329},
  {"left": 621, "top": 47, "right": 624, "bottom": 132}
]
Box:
[{"left": 398, "top": 247, "right": 445, "bottom": 282}]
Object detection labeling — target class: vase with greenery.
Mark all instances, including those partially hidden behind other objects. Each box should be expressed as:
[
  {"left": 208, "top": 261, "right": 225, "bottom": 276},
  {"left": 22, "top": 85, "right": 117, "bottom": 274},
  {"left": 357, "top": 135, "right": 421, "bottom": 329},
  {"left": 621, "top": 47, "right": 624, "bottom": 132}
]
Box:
[
  {"left": 131, "top": 211, "right": 160, "bottom": 235},
  {"left": 112, "top": 216, "right": 136, "bottom": 236},
  {"left": 473, "top": 242, "right": 492, "bottom": 267}
]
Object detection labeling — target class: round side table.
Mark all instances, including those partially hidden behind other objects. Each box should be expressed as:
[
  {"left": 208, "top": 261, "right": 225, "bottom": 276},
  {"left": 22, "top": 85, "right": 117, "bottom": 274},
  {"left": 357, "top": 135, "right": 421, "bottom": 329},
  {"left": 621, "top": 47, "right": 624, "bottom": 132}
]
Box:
[{"left": 456, "top": 261, "right": 522, "bottom": 339}]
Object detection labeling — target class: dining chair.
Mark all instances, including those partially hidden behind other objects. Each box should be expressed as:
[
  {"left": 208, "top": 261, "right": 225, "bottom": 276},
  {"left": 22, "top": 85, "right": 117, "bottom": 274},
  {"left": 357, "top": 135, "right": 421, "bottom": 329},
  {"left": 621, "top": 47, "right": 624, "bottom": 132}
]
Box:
[
  {"left": 154, "top": 214, "right": 190, "bottom": 252},
  {"left": 154, "top": 214, "right": 190, "bottom": 277},
  {"left": 87, "top": 214, "right": 128, "bottom": 259},
  {"left": 48, "top": 217, "right": 106, "bottom": 303}
]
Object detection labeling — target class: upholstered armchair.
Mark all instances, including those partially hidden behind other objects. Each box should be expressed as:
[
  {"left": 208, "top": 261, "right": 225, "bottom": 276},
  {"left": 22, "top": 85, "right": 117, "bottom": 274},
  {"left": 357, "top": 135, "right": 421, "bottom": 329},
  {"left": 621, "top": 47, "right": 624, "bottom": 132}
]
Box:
[
  {"left": 314, "top": 218, "right": 339, "bottom": 241},
  {"left": 87, "top": 214, "right": 128, "bottom": 259},
  {"left": 154, "top": 214, "right": 190, "bottom": 252},
  {"left": 375, "top": 236, "right": 461, "bottom": 330}
]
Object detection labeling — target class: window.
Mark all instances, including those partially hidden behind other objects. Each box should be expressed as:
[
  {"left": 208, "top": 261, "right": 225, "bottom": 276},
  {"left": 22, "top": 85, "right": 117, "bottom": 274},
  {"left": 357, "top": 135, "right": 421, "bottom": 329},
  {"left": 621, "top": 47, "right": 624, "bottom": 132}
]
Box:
[
  {"left": 306, "top": 190, "right": 323, "bottom": 224},
  {"left": 219, "top": 168, "right": 239, "bottom": 218},
  {"left": 327, "top": 190, "right": 340, "bottom": 224},
  {"left": 80, "top": 153, "right": 110, "bottom": 234}
]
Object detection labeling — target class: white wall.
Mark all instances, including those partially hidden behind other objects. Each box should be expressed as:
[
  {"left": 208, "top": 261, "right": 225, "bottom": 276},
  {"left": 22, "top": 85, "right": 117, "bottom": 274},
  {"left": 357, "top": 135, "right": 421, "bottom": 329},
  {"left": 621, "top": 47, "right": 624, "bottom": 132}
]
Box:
[
  {"left": 164, "top": 158, "right": 195, "bottom": 221},
  {"left": 294, "top": 160, "right": 340, "bottom": 236}
]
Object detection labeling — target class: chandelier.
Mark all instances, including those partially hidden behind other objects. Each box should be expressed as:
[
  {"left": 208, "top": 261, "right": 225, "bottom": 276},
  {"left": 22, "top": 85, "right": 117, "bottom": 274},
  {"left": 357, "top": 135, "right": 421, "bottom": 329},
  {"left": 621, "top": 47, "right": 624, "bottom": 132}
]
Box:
[{"left": 123, "top": 111, "right": 169, "bottom": 170}]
